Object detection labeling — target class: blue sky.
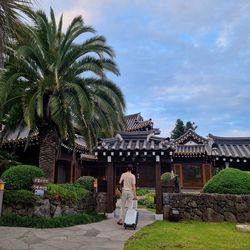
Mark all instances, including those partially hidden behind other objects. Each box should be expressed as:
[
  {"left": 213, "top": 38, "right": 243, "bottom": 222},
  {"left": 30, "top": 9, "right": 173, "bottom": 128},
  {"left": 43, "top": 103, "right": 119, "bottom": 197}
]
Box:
[{"left": 37, "top": 0, "right": 250, "bottom": 137}]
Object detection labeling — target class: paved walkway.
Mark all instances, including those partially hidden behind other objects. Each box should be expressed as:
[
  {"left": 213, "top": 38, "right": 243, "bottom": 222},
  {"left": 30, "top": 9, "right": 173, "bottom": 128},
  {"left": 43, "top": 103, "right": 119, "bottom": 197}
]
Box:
[{"left": 0, "top": 209, "right": 155, "bottom": 250}]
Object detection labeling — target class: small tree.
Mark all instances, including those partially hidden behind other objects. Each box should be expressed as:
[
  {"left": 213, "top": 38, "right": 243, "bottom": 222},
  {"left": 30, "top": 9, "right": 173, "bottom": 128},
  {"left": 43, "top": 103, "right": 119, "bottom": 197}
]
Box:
[
  {"left": 185, "top": 121, "right": 197, "bottom": 132},
  {"left": 171, "top": 119, "right": 197, "bottom": 139},
  {"left": 171, "top": 119, "right": 185, "bottom": 139}
]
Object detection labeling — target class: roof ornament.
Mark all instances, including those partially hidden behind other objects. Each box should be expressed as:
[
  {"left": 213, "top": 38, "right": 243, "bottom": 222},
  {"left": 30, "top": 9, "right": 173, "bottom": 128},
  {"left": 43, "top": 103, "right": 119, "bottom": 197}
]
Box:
[{"left": 115, "top": 133, "right": 123, "bottom": 142}]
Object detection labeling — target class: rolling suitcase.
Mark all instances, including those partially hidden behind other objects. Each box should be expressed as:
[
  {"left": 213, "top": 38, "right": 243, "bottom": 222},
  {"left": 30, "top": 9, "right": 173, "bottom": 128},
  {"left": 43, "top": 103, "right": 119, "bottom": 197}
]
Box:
[{"left": 124, "top": 200, "right": 139, "bottom": 230}]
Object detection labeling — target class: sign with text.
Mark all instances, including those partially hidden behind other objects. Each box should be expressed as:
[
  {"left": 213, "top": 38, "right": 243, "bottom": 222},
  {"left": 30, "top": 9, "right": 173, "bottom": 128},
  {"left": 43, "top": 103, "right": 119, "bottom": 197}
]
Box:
[{"left": 32, "top": 177, "right": 49, "bottom": 191}]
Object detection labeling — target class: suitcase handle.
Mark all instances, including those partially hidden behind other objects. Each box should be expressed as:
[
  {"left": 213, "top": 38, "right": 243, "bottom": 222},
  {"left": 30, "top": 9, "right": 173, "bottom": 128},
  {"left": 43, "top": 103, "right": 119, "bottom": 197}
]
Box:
[{"left": 131, "top": 199, "right": 138, "bottom": 209}]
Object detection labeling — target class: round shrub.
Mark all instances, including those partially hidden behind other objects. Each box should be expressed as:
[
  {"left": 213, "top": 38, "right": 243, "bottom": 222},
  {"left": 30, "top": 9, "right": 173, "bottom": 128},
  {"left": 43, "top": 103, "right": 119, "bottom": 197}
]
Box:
[
  {"left": 202, "top": 168, "right": 250, "bottom": 194},
  {"left": 1, "top": 165, "right": 44, "bottom": 190},
  {"left": 75, "top": 176, "right": 94, "bottom": 191},
  {"left": 45, "top": 184, "right": 89, "bottom": 202},
  {"left": 3, "top": 190, "right": 37, "bottom": 205},
  {"left": 161, "top": 172, "right": 171, "bottom": 183}
]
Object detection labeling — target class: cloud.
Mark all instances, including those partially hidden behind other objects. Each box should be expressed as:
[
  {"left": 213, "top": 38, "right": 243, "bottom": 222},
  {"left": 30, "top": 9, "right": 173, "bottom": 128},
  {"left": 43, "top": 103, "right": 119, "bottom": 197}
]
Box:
[{"left": 38, "top": 0, "right": 250, "bottom": 138}]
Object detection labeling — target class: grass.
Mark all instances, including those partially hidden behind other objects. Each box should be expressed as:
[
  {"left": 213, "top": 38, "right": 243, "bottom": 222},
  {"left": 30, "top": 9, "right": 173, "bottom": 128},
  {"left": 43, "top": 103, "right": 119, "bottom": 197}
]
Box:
[{"left": 124, "top": 221, "right": 250, "bottom": 250}]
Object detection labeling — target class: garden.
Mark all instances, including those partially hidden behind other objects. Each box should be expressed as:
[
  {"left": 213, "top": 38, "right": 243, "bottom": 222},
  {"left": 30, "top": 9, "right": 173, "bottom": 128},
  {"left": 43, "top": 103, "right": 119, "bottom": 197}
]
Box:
[
  {"left": 124, "top": 221, "right": 250, "bottom": 250},
  {"left": 0, "top": 164, "right": 105, "bottom": 228}
]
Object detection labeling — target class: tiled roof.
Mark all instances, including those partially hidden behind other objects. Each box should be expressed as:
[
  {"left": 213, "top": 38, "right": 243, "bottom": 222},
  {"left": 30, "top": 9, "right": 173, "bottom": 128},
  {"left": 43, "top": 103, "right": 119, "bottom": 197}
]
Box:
[
  {"left": 208, "top": 134, "right": 250, "bottom": 158},
  {"left": 174, "top": 129, "right": 208, "bottom": 145},
  {"left": 1, "top": 127, "right": 87, "bottom": 151},
  {"left": 174, "top": 144, "right": 206, "bottom": 156},
  {"left": 125, "top": 113, "right": 157, "bottom": 132},
  {"left": 96, "top": 131, "right": 175, "bottom": 152}
]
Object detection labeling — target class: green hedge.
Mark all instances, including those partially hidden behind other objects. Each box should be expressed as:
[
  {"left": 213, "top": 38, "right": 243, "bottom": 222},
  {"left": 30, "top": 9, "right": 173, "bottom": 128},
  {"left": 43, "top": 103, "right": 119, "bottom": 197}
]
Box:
[
  {"left": 161, "top": 172, "right": 171, "bottom": 182},
  {"left": 1, "top": 165, "right": 44, "bottom": 190},
  {"left": 45, "top": 184, "right": 89, "bottom": 202},
  {"left": 138, "top": 192, "right": 156, "bottom": 209},
  {"left": 0, "top": 212, "right": 106, "bottom": 228},
  {"left": 202, "top": 168, "right": 250, "bottom": 194},
  {"left": 75, "top": 176, "right": 94, "bottom": 191},
  {"left": 3, "top": 190, "right": 37, "bottom": 205},
  {"left": 136, "top": 188, "right": 150, "bottom": 196}
]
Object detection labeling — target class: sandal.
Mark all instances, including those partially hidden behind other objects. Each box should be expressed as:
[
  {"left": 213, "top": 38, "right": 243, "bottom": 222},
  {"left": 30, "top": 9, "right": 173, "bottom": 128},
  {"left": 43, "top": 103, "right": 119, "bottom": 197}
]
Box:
[{"left": 117, "top": 220, "right": 123, "bottom": 225}]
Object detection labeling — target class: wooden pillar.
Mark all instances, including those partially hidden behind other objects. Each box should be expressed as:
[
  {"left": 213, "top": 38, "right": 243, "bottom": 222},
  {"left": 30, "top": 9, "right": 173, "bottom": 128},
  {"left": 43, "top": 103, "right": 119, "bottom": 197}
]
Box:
[
  {"left": 155, "top": 161, "right": 162, "bottom": 214},
  {"left": 70, "top": 160, "right": 74, "bottom": 183},
  {"left": 106, "top": 162, "right": 114, "bottom": 213}
]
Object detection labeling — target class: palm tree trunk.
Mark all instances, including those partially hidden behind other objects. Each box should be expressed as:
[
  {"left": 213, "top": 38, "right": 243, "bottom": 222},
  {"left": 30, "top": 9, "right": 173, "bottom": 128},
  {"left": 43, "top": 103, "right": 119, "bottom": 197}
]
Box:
[
  {"left": 38, "top": 124, "right": 59, "bottom": 183},
  {"left": 0, "top": 27, "right": 4, "bottom": 69}
]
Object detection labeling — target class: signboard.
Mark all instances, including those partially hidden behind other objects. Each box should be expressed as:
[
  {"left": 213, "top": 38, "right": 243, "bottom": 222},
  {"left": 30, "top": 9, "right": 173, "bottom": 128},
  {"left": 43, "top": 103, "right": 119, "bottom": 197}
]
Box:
[{"left": 32, "top": 177, "right": 49, "bottom": 197}]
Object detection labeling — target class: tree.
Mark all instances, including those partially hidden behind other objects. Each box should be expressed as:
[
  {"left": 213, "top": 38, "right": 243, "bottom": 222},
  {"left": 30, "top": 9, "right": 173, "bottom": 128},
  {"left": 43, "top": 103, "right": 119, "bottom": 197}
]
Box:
[
  {"left": 0, "top": 0, "right": 32, "bottom": 68},
  {"left": 185, "top": 121, "right": 197, "bottom": 131},
  {"left": 0, "top": 9, "right": 125, "bottom": 182},
  {"left": 171, "top": 119, "right": 185, "bottom": 139},
  {"left": 171, "top": 119, "right": 197, "bottom": 139}
]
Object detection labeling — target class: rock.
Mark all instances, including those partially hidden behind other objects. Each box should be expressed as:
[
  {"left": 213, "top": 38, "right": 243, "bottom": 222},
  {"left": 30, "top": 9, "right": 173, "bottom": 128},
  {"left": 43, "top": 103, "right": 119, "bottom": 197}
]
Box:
[
  {"left": 53, "top": 206, "right": 62, "bottom": 217},
  {"left": 224, "top": 212, "right": 237, "bottom": 222},
  {"left": 62, "top": 206, "right": 77, "bottom": 215},
  {"left": 18, "top": 209, "right": 27, "bottom": 216},
  {"left": 50, "top": 204, "right": 57, "bottom": 214},
  {"left": 236, "top": 224, "right": 250, "bottom": 233},
  {"left": 203, "top": 208, "right": 224, "bottom": 222},
  {"left": 236, "top": 202, "right": 248, "bottom": 213},
  {"left": 163, "top": 205, "right": 171, "bottom": 220},
  {"left": 182, "top": 212, "right": 191, "bottom": 220},
  {"left": 237, "top": 214, "right": 246, "bottom": 223},
  {"left": 2, "top": 206, "right": 13, "bottom": 216},
  {"left": 189, "top": 201, "right": 197, "bottom": 208},
  {"left": 33, "top": 199, "right": 50, "bottom": 218}
]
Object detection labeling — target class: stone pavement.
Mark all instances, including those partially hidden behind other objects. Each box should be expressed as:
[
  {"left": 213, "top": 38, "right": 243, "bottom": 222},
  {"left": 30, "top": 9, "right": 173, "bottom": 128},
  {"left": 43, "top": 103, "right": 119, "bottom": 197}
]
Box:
[{"left": 0, "top": 209, "right": 155, "bottom": 250}]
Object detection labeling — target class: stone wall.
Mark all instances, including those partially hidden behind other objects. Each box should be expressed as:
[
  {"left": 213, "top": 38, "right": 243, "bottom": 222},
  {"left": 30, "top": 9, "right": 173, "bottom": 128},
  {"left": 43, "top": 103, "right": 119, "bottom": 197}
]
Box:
[
  {"left": 163, "top": 193, "right": 250, "bottom": 223},
  {"left": 3, "top": 192, "right": 107, "bottom": 217}
]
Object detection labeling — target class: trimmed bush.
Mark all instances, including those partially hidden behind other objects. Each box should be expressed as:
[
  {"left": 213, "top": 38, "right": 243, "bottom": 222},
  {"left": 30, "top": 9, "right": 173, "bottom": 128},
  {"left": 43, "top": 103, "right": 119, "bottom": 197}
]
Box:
[
  {"left": 3, "top": 190, "right": 37, "bottom": 205},
  {"left": 161, "top": 172, "right": 171, "bottom": 182},
  {"left": 138, "top": 192, "right": 156, "bottom": 209},
  {"left": 0, "top": 212, "right": 106, "bottom": 228},
  {"left": 202, "top": 168, "right": 250, "bottom": 194},
  {"left": 136, "top": 188, "right": 150, "bottom": 196},
  {"left": 45, "top": 184, "right": 89, "bottom": 202},
  {"left": 75, "top": 176, "right": 94, "bottom": 191},
  {"left": 1, "top": 165, "right": 44, "bottom": 190}
]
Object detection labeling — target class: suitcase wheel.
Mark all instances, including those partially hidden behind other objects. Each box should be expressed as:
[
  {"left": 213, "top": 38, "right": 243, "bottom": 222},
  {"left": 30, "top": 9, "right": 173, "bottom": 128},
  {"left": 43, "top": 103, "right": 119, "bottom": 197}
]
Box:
[
  {"left": 133, "top": 224, "right": 136, "bottom": 230},
  {"left": 124, "top": 223, "right": 127, "bottom": 229}
]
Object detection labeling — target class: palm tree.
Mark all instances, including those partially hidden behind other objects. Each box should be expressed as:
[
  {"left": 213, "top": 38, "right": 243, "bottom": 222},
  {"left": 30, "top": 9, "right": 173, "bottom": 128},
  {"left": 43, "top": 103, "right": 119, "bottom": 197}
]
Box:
[
  {"left": 0, "top": 0, "right": 32, "bottom": 68},
  {"left": 0, "top": 8, "right": 125, "bottom": 182}
]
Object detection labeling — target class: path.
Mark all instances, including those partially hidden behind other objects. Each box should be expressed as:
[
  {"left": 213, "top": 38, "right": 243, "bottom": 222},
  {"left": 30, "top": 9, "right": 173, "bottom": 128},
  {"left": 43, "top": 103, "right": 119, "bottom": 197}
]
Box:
[{"left": 0, "top": 209, "right": 154, "bottom": 250}]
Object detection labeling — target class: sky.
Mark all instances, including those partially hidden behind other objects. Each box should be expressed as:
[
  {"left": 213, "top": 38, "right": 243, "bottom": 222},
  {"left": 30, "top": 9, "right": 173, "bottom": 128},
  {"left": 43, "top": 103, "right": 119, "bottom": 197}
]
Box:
[{"left": 37, "top": 0, "right": 250, "bottom": 138}]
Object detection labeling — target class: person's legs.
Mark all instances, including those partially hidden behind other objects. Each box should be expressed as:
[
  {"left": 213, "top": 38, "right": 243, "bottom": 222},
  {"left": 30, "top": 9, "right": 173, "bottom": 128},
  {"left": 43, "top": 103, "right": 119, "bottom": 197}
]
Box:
[
  {"left": 127, "top": 191, "right": 134, "bottom": 209},
  {"left": 118, "top": 191, "right": 128, "bottom": 223}
]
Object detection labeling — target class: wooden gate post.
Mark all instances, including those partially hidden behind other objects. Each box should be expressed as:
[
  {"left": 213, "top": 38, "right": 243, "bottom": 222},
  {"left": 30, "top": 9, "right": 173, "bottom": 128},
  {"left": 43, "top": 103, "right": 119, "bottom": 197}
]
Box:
[
  {"left": 106, "top": 162, "right": 114, "bottom": 213},
  {"left": 155, "top": 161, "right": 163, "bottom": 216}
]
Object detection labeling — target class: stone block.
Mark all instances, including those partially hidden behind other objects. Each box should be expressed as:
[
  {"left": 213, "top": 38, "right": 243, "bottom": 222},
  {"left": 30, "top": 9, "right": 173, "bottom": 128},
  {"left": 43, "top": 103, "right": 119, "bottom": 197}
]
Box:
[
  {"left": 203, "top": 208, "right": 224, "bottom": 222},
  {"left": 224, "top": 212, "right": 237, "bottom": 222}
]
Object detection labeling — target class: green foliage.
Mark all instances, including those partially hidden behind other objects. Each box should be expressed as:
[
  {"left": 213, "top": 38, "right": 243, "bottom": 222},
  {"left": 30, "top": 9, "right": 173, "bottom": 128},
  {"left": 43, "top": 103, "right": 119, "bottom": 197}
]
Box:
[
  {"left": 138, "top": 192, "right": 156, "bottom": 209},
  {"left": 124, "top": 221, "right": 250, "bottom": 250},
  {"left": 3, "top": 190, "right": 37, "bottom": 205},
  {"left": 75, "top": 176, "right": 94, "bottom": 191},
  {"left": 0, "top": 150, "right": 20, "bottom": 175},
  {"left": 0, "top": 212, "right": 106, "bottom": 228},
  {"left": 45, "top": 184, "right": 89, "bottom": 202},
  {"left": 0, "top": 8, "right": 125, "bottom": 150},
  {"left": 171, "top": 119, "right": 197, "bottom": 139},
  {"left": 1, "top": 165, "right": 44, "bottom": 190},
  {"left": 160, "top": 172, "right": 171, "bottom": 183},
  {"left": 136, "top": 188, "right": 150, "bottom": 196},
  {"left": 203, "top": 168, "right": 250, "bottom": 194}
]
